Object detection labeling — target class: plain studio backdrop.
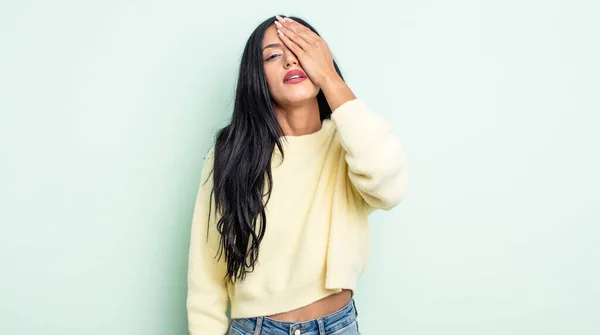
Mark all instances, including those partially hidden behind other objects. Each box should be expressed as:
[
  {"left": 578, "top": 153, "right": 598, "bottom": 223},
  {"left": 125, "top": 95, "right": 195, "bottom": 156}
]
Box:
[{"left": 1, "top": 0, "right": 598, "bottom": 334}]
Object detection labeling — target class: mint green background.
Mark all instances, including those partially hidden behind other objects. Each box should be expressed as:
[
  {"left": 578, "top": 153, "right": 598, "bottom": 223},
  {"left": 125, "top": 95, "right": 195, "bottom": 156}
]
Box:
[{"left": 1, "top": 0, "right": 599, "bottom": 334}]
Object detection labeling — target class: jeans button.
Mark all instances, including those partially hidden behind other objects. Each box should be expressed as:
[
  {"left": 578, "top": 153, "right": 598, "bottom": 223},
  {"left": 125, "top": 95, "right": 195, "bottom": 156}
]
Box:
[{"left": 294, "top": 329, "right": 301, "bottom": 335}]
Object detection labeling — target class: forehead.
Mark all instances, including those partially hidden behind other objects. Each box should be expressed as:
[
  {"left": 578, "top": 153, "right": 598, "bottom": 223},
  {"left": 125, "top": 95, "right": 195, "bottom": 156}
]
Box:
[{"left": 262, "top": 25, "right": 280, "bottom": 49}]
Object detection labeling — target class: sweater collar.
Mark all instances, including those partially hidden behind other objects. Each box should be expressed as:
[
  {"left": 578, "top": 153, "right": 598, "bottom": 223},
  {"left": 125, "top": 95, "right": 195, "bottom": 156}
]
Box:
[{"left": 276, "top": 119, "right": 334, "bottom": 153}]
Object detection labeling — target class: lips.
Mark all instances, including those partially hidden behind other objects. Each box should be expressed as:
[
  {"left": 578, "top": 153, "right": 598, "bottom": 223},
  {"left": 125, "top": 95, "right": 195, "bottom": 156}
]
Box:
[{"left": 283, "top": 69, "right": 307, "bottom": 83}]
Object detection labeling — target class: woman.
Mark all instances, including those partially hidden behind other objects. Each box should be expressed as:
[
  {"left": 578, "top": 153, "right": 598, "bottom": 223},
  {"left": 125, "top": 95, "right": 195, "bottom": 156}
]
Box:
[{"left": 187, "top": 14, "right": 407, "bottom": 335}]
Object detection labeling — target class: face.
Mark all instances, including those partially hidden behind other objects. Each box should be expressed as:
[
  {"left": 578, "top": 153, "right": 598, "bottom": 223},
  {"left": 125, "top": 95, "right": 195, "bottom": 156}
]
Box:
[{"left": 261, "top": 24, "right": 320, "bottom": 107}]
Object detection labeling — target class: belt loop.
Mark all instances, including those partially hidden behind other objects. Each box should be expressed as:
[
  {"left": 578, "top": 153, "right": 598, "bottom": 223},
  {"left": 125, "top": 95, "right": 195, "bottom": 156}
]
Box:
[
  {"left": 317, "top": 318, "right": 326, "bottom": 335},
  {"left": 351, "top": 298, "right": 358, "bottom": 318},
  {"left": 254, "top": 316, "right": 263, "bottom": 335}
]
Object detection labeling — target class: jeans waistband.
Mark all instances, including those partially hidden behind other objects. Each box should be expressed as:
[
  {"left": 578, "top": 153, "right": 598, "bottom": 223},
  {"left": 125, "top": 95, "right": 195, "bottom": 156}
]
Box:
[{"left": 229, "top": 297, "right": 358, "bottom": 335}]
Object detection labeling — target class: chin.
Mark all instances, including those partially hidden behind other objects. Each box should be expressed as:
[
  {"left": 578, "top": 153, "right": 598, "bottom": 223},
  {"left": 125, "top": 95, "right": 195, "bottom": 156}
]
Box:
[
  {"left": 285, "top": 87, "right": 319, "bottom": 101},
  {"left": 281, "top": 94, "right": 317, "bottom": 106}
]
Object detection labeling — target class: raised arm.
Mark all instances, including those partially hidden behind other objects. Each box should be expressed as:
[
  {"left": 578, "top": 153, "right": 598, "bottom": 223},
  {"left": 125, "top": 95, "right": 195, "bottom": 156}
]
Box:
[
  {"left": 268, "top": 16, "right": 407, "bottom": 213},
  {"left": 329, "top": 95, "right": 408, "bottom": 215}
]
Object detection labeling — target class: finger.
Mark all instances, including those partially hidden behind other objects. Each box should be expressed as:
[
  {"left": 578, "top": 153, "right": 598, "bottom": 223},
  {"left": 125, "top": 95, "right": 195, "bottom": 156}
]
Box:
[
  {"left": 282, "top": 18, "right": 318, "bottom": 43},
  {"left": 274, "top": 21, "right": 309, "bottom": 50},
  {"left": 277, "top": 29, "right": 304, "bottom": 56}
]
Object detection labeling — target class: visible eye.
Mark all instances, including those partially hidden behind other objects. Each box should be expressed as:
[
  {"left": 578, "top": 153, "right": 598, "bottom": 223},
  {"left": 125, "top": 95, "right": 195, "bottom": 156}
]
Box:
[{"left": 266, "top": 53, "right": 281, "bottom": 61}]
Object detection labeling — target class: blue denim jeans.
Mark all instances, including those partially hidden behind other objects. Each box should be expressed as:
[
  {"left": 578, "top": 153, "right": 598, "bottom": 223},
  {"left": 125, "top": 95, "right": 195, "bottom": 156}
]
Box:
[{"left": 227, "top": 298, "right": 360, "bottom": 335}]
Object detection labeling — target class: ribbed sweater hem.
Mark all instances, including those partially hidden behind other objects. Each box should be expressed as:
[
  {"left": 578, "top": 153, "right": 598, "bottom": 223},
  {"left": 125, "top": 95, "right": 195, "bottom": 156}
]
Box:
[{"left": 230, "top": 272, "right": 357, "bottom": 319}]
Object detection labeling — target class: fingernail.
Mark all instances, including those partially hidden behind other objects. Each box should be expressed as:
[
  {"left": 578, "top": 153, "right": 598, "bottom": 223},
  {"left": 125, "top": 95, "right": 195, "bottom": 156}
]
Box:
[
  {"left": 276, "top": 15, "right": 284, "bottom": 21},
  {"left": 277, "top": 29, "right": 283, "bottom": 35},
  {"left": 274, "top": 21, "right": 283, "bottom": 28}
]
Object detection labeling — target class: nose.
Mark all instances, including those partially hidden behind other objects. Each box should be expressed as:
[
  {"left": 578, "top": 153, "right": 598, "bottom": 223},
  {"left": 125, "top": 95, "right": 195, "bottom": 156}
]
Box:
[{"left": 284, "top": 52, "right": 298, "bottom": 68}]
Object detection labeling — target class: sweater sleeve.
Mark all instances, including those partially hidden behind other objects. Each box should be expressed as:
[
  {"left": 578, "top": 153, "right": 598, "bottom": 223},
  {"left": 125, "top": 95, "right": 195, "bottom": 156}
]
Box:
[
  {"left": 330, "top": 99, "right": 407, "bottom": 215},
  {"left": 186, "top": 146, "right": 230, "bottom": 335}
]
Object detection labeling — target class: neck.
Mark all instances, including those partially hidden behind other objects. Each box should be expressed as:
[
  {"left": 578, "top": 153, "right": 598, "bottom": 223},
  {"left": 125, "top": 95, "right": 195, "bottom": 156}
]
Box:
[{"left": 274, "top": 99, "right": 321, "bottom": 136}]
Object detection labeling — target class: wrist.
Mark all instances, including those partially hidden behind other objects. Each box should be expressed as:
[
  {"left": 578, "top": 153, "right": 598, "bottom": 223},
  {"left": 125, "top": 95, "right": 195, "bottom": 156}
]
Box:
[
  {"left": 319, "top": 71, "right": 344, "bottom": 91},
  {"left": 319, "top": 72, "right": 356, "bottom": 112}
]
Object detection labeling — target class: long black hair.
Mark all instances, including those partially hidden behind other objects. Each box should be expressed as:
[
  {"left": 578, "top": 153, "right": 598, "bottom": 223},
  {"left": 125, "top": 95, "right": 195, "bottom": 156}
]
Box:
[{"left": 209, "top": 15, "right": 344, "bottom": 283}]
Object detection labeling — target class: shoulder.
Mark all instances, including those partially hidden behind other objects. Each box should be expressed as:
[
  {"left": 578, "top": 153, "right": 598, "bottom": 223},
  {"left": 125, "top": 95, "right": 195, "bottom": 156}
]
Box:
[
  {"left": 200, "top": 145, "right": 216, "bottom": 186},
  {"left": 204, "top": 145, "right": 215, "bottom": 161}
]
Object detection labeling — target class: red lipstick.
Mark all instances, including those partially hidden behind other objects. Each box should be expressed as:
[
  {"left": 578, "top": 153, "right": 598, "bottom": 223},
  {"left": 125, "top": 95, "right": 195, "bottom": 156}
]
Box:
[{"left": 283, "top": 69, "right": 307, "bottom": 84}]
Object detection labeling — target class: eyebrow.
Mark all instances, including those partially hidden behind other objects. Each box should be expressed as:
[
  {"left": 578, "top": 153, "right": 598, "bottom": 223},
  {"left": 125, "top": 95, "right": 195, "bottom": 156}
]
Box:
[{"left": 262, "top": 43, "right": 282, "bottom": 52}]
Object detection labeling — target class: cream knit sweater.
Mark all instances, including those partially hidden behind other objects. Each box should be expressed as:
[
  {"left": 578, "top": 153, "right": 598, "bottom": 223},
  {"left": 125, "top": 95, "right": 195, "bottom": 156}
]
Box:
[{"left": 186, "top": 98, "right": 407, "bottom": 334}]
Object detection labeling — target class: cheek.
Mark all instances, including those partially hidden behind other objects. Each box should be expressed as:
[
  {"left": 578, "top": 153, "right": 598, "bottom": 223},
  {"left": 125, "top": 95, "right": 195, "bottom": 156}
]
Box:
[{"left": 264, "top": 66, "right": 281, "bottom": 90}]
